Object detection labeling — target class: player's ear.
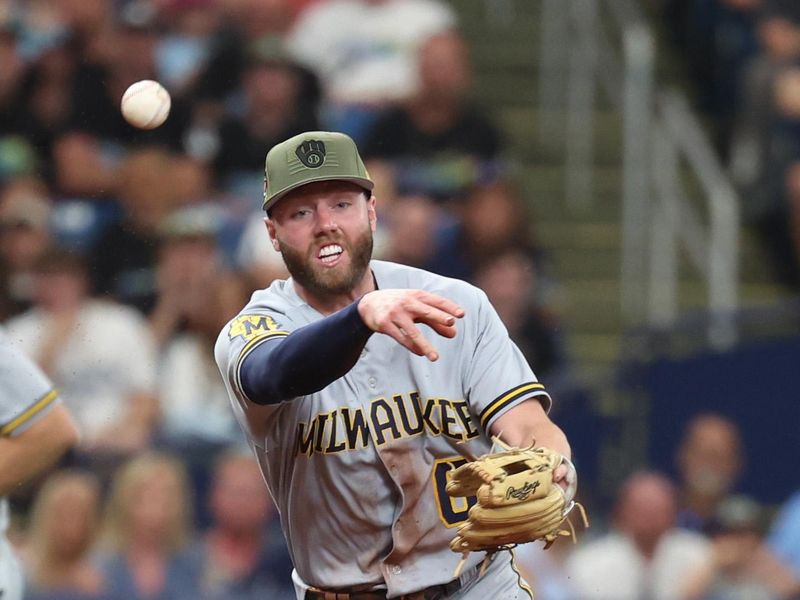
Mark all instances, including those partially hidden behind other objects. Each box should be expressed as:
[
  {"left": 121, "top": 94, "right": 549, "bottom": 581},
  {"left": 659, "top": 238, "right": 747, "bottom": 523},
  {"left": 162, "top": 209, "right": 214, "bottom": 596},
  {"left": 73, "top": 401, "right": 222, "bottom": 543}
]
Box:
[
  {"left": 367, "top": 195, "right": 377, "bottom": 232},
  {"left": 265, "top": 217, "right": 280, "bottom": 252}
]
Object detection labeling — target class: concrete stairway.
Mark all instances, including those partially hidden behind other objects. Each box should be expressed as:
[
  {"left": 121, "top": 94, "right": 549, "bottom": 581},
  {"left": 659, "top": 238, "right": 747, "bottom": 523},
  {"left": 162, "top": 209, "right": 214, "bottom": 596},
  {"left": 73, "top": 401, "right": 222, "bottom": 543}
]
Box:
[{"left": 454, "top": 0, "right": 792, "bottom": 389}]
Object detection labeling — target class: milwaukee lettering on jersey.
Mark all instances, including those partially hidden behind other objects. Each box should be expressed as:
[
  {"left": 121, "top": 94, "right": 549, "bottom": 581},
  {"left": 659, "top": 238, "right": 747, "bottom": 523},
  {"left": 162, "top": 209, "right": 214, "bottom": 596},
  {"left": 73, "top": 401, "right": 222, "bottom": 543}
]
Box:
[{"left": 294, "top": 393, "right": 481, "bottom": 457}]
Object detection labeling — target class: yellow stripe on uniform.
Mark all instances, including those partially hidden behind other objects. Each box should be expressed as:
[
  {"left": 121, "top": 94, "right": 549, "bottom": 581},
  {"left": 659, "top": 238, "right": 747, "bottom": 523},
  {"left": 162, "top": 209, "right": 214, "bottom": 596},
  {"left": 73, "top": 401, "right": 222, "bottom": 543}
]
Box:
[
  {"left": 479, "top": 382, "right": 546, "bottom": 431},
  {"left": 0, "top": 388, "right": 59, "bottom": 436},
  {"left": 510, "top": 549, "right": 534, "bottom": 599}
]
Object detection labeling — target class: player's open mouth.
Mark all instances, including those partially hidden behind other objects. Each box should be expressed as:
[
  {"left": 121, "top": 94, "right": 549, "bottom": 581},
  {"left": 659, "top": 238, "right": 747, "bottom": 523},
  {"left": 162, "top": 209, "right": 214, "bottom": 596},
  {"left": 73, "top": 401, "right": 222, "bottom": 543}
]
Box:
[{"left": 318, "top": 244, "right": 344, "bottom": 265}]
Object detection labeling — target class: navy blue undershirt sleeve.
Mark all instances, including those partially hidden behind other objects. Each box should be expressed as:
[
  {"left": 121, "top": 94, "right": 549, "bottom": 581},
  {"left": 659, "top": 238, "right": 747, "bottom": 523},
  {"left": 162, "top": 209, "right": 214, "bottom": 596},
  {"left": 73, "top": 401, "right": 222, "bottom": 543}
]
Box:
[{"left": 240, "top": 301, "right": 374, "bottom": 405}]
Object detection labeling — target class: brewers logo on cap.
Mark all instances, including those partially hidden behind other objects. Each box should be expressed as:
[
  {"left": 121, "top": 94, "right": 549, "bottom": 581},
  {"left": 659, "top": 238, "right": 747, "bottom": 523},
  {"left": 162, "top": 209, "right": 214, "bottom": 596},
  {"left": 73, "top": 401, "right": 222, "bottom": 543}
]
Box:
[
  {"left": 295, "top": 140, "right": 326, "bottom": 168},
  {"left": 262, "top": 131, "right": 374, "bottom": 211}
]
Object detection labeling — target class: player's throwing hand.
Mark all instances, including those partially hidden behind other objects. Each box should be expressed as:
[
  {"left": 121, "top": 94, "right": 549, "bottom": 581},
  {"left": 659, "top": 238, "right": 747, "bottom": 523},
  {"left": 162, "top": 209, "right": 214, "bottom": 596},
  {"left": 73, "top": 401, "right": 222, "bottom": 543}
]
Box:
[{"left": 357, "top": 289, "right": 465, "bottom": 361}]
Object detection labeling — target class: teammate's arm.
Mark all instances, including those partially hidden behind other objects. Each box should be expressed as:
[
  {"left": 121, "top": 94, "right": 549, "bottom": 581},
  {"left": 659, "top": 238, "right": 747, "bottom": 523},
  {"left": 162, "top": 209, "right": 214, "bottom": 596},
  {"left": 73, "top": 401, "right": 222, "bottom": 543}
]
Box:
[
  {"left": 239, "top": 289, "right": 464, "bottom": 405},
  {"left": 0, "top": 403, "right": 79, "bottom": 495}
]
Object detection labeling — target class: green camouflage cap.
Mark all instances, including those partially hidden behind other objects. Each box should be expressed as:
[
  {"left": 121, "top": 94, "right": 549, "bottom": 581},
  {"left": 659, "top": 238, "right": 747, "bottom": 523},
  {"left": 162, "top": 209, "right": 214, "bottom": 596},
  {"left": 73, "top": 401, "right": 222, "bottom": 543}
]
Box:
[{"left": 262, "top": 131, "right": 374, "bottom": 211}]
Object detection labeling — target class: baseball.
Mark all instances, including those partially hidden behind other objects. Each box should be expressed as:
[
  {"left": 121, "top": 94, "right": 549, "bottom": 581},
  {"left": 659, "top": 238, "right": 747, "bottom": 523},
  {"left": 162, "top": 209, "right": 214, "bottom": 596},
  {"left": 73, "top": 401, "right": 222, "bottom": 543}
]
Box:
[{"left": 120, "top": 80, "right": 171, "bottom": 129}]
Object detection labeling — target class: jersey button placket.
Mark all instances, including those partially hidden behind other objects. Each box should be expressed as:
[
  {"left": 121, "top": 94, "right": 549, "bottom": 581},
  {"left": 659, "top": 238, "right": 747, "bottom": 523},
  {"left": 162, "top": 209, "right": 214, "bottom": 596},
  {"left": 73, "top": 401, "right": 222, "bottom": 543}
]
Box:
[{"left": 368, "top": 376, "right": 377, "bottom": 389}]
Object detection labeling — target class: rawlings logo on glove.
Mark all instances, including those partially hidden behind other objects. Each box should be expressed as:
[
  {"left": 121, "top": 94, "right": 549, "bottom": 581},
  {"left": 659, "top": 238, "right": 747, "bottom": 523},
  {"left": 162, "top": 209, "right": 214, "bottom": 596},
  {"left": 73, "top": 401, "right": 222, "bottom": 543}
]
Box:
[{"left": 445, "top": 441, "right": 588, "bottom": 576}]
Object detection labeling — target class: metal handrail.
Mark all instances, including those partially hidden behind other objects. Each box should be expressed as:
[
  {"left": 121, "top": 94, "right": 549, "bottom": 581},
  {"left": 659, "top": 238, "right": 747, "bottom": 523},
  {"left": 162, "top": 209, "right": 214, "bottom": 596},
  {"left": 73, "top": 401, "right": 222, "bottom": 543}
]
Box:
[
  {"left": 657, "top": 92, "right": 740, "bottom": 346},
  {"left": 541, "top": 0, "right": 740, "bottom": 346}
]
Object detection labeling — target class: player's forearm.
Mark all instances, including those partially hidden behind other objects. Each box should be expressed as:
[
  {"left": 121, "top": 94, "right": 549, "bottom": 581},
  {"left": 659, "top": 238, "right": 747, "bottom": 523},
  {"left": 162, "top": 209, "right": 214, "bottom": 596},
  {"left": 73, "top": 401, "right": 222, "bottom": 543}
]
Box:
[
  {"left": 240, "top": 301, "right": 373, "bottom": 404},
  {"left": 491, "top": 397, "right": 571, "bottom": 459},
  {"left": 0, "top": 404, "right": 79, "bottom": 495}
]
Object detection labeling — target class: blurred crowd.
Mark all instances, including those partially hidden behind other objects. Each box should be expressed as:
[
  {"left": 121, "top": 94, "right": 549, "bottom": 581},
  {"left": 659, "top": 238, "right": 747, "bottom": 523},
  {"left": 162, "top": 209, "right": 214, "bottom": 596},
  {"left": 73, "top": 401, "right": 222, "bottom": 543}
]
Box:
[
  {"left": 662, "top": 0, "right": 800, "bottom": 290},
  {"left": 0, "top": 0, "right": 571, "bottom": 598},
  {"left": 517, "top": 412, "right": 800, "bottom": 600},
  {"left": 3, "top": 0, "right": 800, "bottom": 599}
]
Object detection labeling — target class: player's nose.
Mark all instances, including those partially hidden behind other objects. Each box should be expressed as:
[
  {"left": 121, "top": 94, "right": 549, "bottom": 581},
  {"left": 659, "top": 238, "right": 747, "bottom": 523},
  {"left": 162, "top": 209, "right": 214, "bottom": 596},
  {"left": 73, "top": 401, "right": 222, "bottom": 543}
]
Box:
[{"left": 313, "top": 204, "right": 339, "bottom": 233}]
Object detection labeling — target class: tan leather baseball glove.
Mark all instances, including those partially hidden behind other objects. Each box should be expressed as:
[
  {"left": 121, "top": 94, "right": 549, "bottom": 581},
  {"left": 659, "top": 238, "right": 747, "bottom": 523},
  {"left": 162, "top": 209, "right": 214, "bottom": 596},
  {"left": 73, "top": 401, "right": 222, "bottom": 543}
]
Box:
[{"left": 445, "top": 443, "right": 587, "bottom": 574}]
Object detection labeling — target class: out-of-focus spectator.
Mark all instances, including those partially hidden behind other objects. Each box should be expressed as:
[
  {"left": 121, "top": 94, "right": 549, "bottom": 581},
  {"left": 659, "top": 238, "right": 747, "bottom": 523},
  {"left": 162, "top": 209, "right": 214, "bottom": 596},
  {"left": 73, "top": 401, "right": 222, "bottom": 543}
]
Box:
[
  {"left": 0, "top": 177, "right": 52, "bottom": 321},
  {"left": 668, "top": 0, "right": 761, "bottom": 147},
  {"left": 7, "top": 38, "right": 78, "bottom": 187},
  {"left": 150, "top": 206, "right": 250, "bottom": 522},
  {"left": 380, "top": 194, "right": 443, "bottom": 269},
  {"left": 210, "top": 35, "right": 319, "bottom": 190},
  {"left": 153, "top": 0, "right": 221, "bottom": 98},
  {"left": 4, "top": 248, "right": 159, "bottom": 462},
  {"left": 729, "top": 2, "right": 800, "bottom": 193},
  {"left": 190, "top": 450, "right": 294, "bottom": 599},
  {"left": 99, "top": 453, "right": 202, "bottom": 600},
  {"left": 473, "top": 248, "right": 568, "bottom": 384},
  {"left": 51, "top": 5, "right": 190, "bottom": 199},
  {"left": 786, "top": 161, "right": 800, "bottom": 277},
  {"left": 675, "top": 414, "right": 743, "bottom": 533},
  {"left": 163, "top": 155, "right": 252, "bottom": 262},
  {"left": 55, "top": 0, "right": 114, "bottom": 63},
  {"left": 737, "top": 65, "right": 800, "bottom": 288},
  {"left": 682, "top": 495, "right": 796, "bottom": 600},
  {"left": 514, "top": 540, "right": 577, "bottom": 600},
  {"left": 362, "top": 30, "right": 503, "bottom": 202},
  {"left": 169, "top": 154, "right": 214, "bottom": 209},
  {"left": 0, "top": 26, "right": 28, "bottom": 135},
  {"left": 766, "top": 486, "right": 800, "bottom": 589},
  {"left": 428, "top": 181, "right": 539, "bottom": 282},
  {"left": 188, "top": 0, "right": 320, "bottom": 133},
  {"left": 286, "top": 0, "right": 456, "bottom": 140},
  {"left": 89, "top": 147, "right": 177, "bottom": 313},
  {"left": 195, "top": 0, "right": 297, "bottom": 102},
  {"left": 22, "top": 470, "right": 108, "bottom": 600},
  {"left": 566, "top": 471, "right": 711, "bottom": 600}
]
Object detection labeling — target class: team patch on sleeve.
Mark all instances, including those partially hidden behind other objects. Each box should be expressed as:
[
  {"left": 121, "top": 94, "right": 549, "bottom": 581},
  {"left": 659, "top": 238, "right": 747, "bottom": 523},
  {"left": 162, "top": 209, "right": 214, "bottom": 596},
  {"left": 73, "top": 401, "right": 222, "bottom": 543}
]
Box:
[
  {"left": 228, "top": 314, "right": 288, "bottom": 342},
  {"left": 230, "top": 314, "right": 290, "bottom": 399},
  {"left": 0, "top": 388, "right": 59, "bottom": 436},
  {"left": 479, "top": 382, "right": 549, "bottom": 431}
]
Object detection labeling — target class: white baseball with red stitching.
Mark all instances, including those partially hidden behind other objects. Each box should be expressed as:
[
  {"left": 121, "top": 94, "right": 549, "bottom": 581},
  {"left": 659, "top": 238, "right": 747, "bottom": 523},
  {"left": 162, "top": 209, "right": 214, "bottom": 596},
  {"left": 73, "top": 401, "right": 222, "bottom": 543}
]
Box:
[{"left": 120, "top": 80, "right": 171, "bottom": 130}]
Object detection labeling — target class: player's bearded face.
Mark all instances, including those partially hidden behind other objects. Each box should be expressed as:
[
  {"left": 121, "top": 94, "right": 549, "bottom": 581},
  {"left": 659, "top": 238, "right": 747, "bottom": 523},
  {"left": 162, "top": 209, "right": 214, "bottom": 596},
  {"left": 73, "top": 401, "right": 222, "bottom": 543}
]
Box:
[{"left": 278, "top": 217, "right": 373, "bottom": 297}]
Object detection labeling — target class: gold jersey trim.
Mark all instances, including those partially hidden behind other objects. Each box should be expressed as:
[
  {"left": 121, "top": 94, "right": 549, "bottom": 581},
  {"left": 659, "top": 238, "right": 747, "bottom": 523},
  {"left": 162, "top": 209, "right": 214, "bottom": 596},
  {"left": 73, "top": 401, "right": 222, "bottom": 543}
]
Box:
[
  {"left": 0, "top": 388, "right": 59, "bottom": 436},
  {"left": 479, "top": 382, "right": 547, "bottom": 431}
]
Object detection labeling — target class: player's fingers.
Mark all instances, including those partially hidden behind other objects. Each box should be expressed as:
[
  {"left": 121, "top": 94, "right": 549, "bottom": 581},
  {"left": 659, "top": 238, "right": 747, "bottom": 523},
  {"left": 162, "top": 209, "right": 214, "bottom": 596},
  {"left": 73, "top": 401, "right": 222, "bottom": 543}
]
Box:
[
  {"left": 414, "top": 291, "right": 465, "bottom": 318},
  {"left": 427, "top": 320, "right": 458, "bottom": 339},
  {"left": 554, "top": 459, "right": 578, "bottom": 502},
  {"left": 407, "top": 300, "right": 460, "bottom": 332},
  {"left": 391, "top": 319, "right": 439, "bottom": 361},
  {"left": 381, "top": 322, "right": 421, "bottom": 355}
]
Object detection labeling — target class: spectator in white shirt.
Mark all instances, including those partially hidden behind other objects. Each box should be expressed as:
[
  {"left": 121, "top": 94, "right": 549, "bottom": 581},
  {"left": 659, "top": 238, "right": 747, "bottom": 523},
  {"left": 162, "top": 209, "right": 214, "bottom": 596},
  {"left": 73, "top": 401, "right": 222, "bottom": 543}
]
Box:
[
  {"left": 566, "top": 471, "right": 711, "bottom": 600},
  {"left": 5, "top": 247, "right": 159, "bottom": 464}
]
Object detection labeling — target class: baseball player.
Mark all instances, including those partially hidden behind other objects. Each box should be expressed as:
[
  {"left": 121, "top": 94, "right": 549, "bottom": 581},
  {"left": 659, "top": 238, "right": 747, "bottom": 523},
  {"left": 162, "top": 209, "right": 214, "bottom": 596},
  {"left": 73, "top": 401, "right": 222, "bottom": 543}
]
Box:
[
  {"left": 0, "top": 329, "right": 79, "bottom": 600},
  {"left": 215, "top": 131, "right": 573, "bottom": 599}
]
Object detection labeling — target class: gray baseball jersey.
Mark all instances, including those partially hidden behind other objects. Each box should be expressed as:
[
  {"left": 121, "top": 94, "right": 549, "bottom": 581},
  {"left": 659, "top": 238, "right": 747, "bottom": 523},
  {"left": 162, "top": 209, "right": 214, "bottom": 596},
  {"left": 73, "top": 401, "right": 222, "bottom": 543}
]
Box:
[
  {"left": 0, "top": 329, "right": 61, "bottom": 600},
  {"left": 215, "top": 260, "right": 550, "bottom": 598}
]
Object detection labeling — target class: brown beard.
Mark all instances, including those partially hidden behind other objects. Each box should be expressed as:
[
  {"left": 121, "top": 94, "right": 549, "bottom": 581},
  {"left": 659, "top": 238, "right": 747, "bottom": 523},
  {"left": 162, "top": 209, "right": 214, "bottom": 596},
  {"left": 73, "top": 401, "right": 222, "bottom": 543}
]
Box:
[{"left": 278, "top": 223, "right": 374, "bottom": 298}]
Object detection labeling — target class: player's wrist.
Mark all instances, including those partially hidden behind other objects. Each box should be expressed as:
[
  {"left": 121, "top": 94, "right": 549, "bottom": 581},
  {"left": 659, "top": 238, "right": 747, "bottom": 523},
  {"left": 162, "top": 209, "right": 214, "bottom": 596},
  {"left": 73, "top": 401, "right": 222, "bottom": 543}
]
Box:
[{"left": 356, "top": 292, "right": 375, "bottom": 330}]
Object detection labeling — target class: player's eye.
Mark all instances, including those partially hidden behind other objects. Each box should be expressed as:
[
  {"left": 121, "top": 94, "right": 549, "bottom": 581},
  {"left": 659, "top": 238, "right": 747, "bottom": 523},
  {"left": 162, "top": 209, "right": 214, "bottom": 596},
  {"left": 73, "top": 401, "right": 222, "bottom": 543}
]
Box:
[
  {"left": 291, "top": 209, "right": 311, "bottom": 219},
  {"left": 335, "top": 201, "right": 352, "bottom": 210}
]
